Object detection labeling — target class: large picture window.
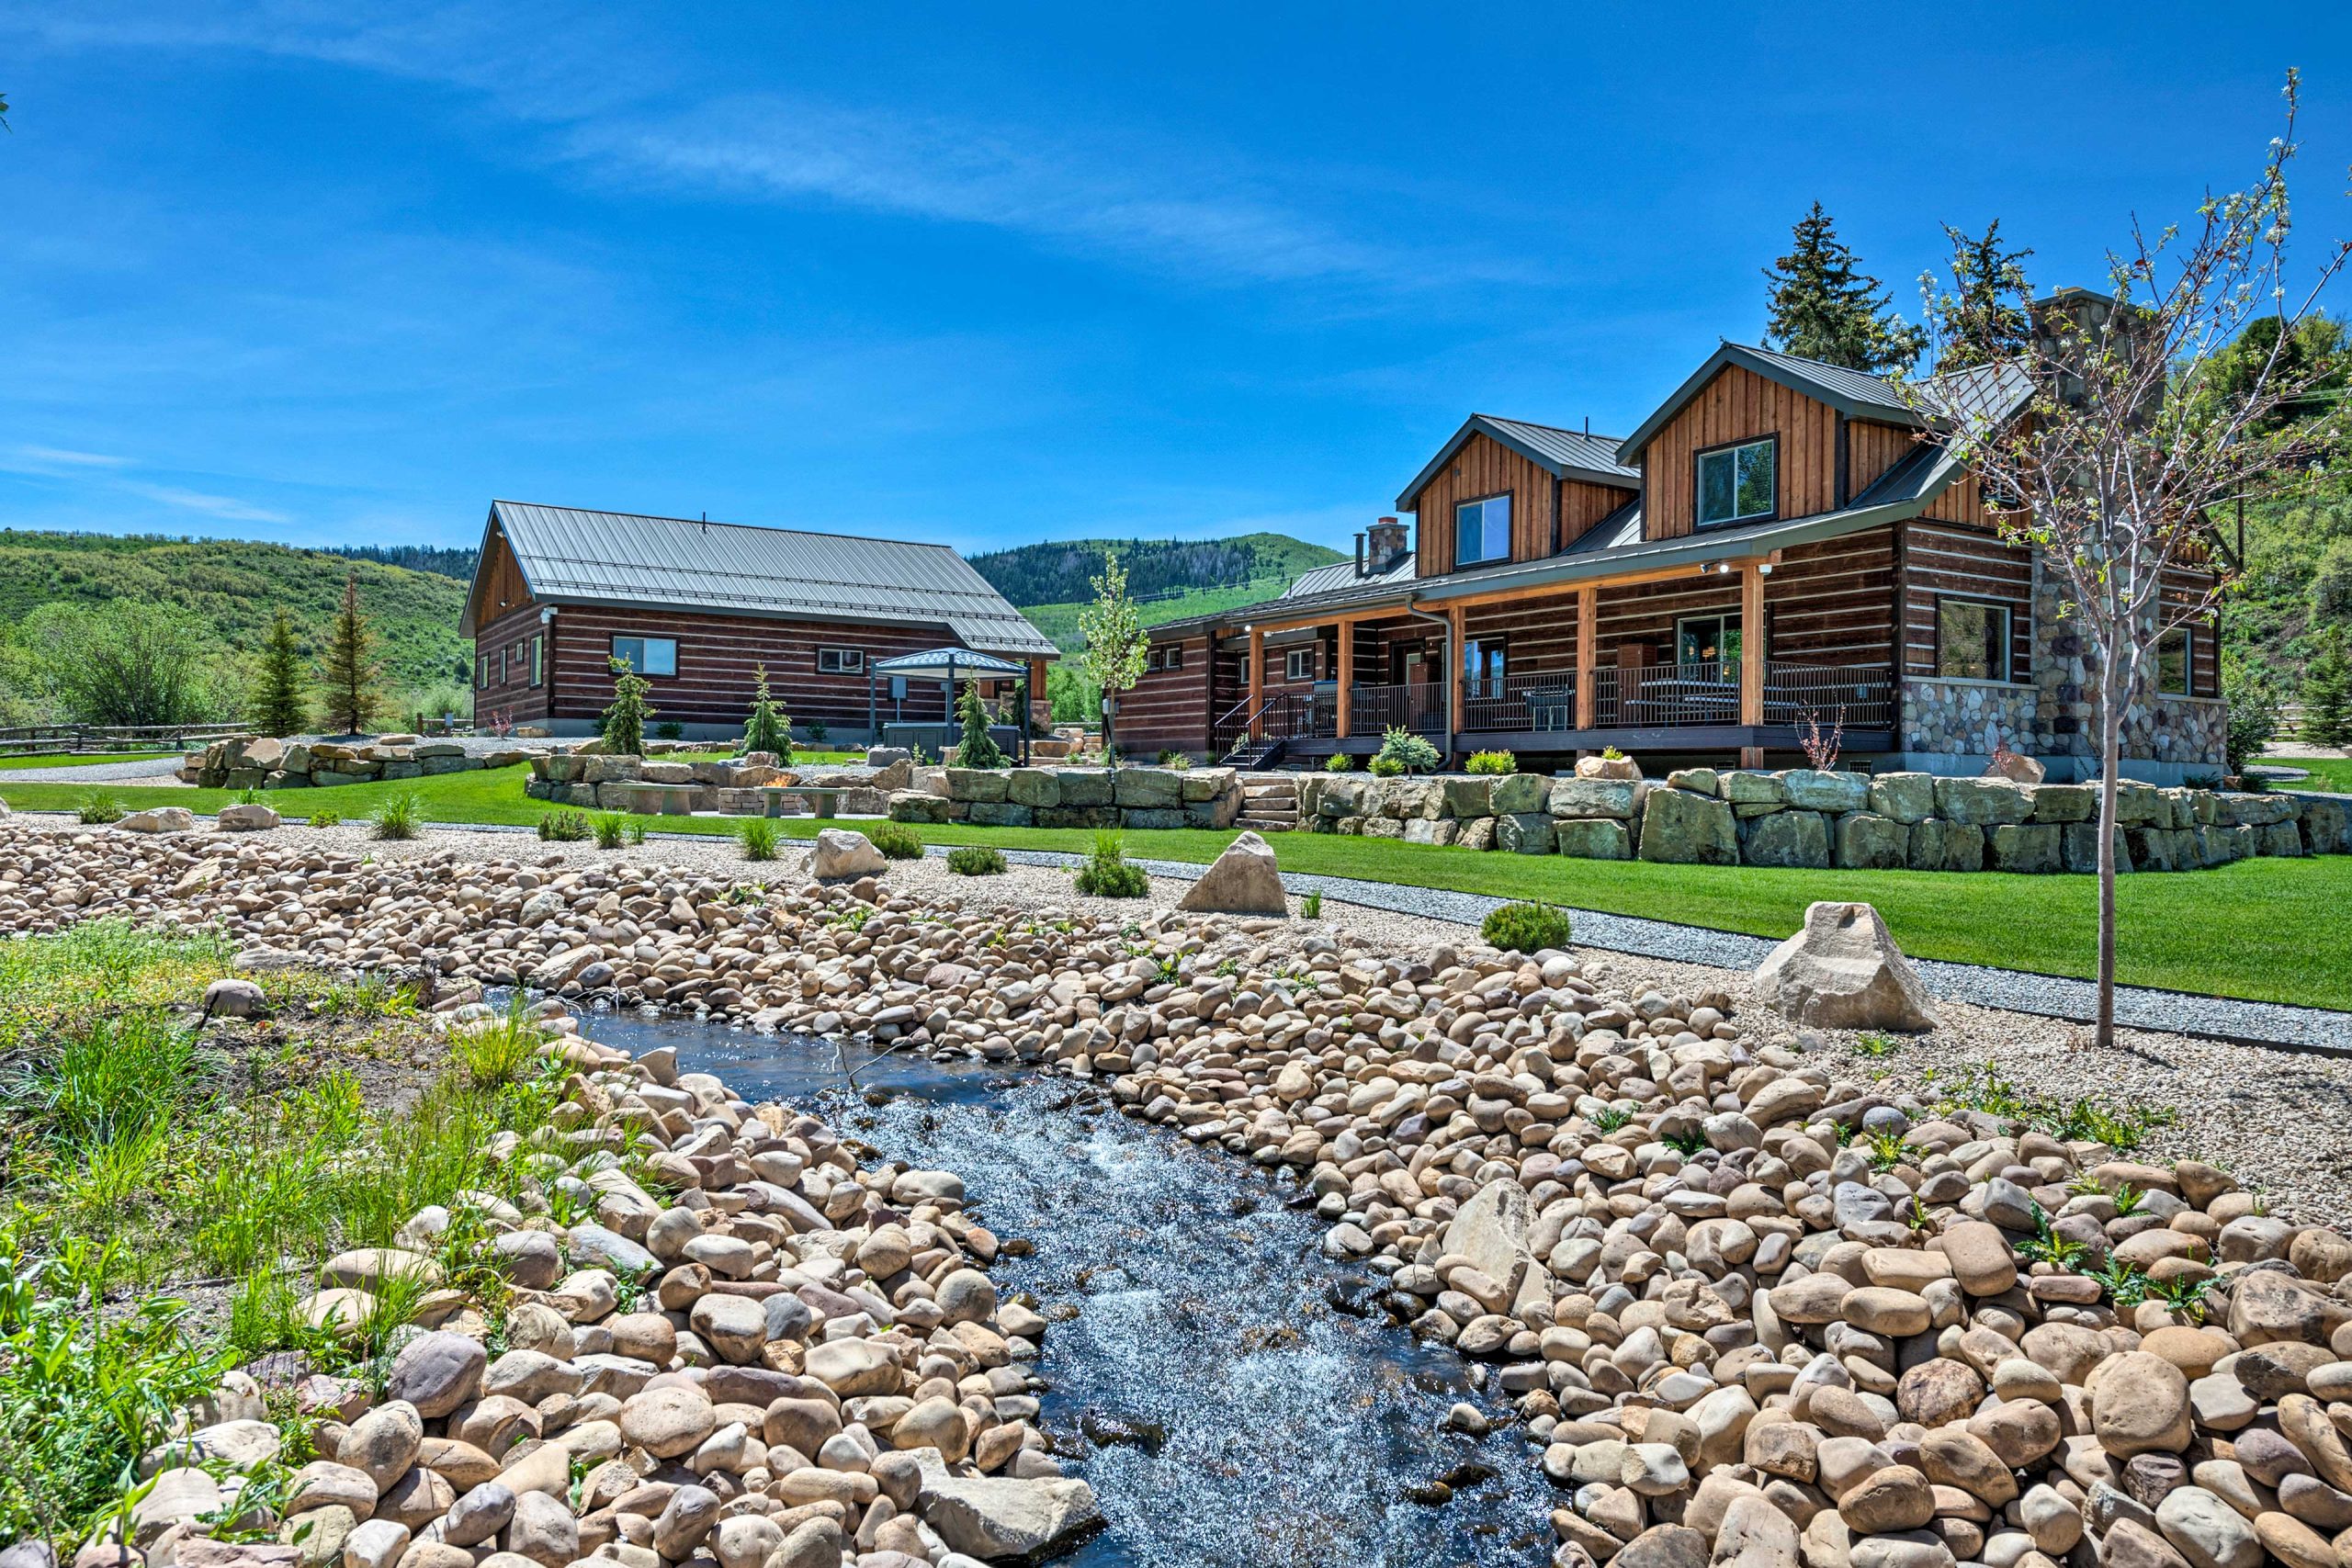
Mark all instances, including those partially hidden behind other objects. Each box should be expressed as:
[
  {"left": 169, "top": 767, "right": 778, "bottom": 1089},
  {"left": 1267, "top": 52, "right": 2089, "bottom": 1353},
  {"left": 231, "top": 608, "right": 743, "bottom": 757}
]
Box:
[
  {"left": 1697, "top": 437, "right": 1777, "bottom": 527},
  {"left": 1936, "top": 599, "right": 2012, "bottom": 682},
  {"left": 2157, "top": 627, "right": 2192, "bottom": 695},
  {"left": 610, "top": 635, "right": 677, "bottom": 677},
  {"left": 1675, "top": 615, "right": 1742, "bottom": 671},
  {"left": 1454, "top": 494, "right": 1511, "bottom": 565}
]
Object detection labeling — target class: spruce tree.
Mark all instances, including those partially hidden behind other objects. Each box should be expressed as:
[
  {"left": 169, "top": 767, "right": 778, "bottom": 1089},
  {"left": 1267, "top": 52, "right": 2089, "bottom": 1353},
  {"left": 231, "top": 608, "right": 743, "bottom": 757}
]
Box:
[
  {"left": 1762, "top": 202, "right": 1927, "bottom": 375},
  {"left": 602, "top": 657, "right": 654, "bottom": 756},
  {"left": 742, "top": 663, "right": 792, "bottom": 761},
  {"left": 248, "top": 607, "right": 311, "bottom": 737},
  {"left": 317, "top": 569, "right": 384, "bottom": 736},
  {"left": 2304, "top": 628, "right": 2352, "bottom": 748},
  {"left": 954, "top": 682, "right": 1008, "bottom": 769},
  {"left": 1928, "top": 220, "right": 2035, "bottom": 368}
]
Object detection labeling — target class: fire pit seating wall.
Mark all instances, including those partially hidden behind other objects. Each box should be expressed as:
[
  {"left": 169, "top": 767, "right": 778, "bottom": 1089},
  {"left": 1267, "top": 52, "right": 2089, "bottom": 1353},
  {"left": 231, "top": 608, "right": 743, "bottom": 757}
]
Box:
[{"left": 1286, "top": 766, "right": 2346, "bottom": 874}]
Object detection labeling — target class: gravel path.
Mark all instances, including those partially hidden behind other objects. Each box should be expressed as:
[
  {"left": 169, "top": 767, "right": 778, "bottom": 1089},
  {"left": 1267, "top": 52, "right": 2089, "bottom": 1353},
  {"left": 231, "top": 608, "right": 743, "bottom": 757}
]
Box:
[{"left": 1, "top": 755, "right": 191, "bottom": 784}]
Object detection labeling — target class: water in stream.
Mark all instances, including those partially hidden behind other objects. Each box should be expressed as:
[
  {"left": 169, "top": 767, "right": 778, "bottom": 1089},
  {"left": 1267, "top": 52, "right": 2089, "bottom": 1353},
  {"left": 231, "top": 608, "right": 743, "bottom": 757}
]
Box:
[{"left": 576, "top": 1010, "right": 1562, "bottom": 1568}]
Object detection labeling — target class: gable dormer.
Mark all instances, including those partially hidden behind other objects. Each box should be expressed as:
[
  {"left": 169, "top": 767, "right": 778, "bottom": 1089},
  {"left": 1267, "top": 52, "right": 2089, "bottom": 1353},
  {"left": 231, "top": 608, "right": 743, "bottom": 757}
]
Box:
[
  {"left": 1616, "top": 344, "right": 1932, "bottom": 541},
  {"left": 1395, "top": 414, "right": 1638, "bottom": 576}
]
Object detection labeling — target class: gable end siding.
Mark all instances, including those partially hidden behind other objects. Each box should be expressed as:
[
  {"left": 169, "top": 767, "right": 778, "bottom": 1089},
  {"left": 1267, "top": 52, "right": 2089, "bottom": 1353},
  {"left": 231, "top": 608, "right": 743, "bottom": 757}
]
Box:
[{"left": 1642, "top": 365, "right": 1838, "bottom": 539}]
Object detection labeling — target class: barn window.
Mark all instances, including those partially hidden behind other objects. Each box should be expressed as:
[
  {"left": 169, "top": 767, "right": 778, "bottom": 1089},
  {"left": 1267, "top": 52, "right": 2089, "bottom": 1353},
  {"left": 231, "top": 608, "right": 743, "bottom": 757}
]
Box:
[
  {"left": 818, "top": 647, "right": 865, "bottom": 674},
  {"left": 1675, "top": 615, "right": 1742, "bottom": 672},
  {"left": 476, "top": 654, "right": 490, "bottom": 689},
  {"left": 529, "top": 636, "right": 544, "bottom": 687},
  {"left": 1697, "top": 436, "right": 1777, "bottom": 526},
  {"left": 611, "top": 636, "right": 677, "bottom": 677},
  {"left": 1454, "top": 494, "right": 1511, "bottom": 565},
  {"left": 2157, "top": 627, "right": 2192, "bottom": 695},
  {"left": 1149, "top": 644, "right": 1183, "bottom": 672},
  {"left": 1283, "top": 648, "right": 1316, "bottom": 682},
  {"left": 1936, "top": 599, "right": 2011, "bottom": 682}
]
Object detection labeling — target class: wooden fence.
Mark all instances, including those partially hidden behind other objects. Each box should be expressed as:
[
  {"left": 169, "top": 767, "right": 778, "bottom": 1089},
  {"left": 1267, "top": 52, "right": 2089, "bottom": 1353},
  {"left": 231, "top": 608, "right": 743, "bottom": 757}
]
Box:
[{"left": 0, "top": 722, "right": 248, "bottom": 758}]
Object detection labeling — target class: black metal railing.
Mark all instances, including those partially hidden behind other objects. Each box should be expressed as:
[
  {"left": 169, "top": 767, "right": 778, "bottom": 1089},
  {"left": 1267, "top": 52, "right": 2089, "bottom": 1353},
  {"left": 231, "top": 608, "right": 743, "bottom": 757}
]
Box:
[
  {"left": 1349, "top": 682, "right": 1448, "bottom": 737},
  {"left": 1765, "top": 662, "right": 1896, "bottom": 728},
  {"left": 1587, "top": 660, "right": 1740, "bottom": 728},
  {"left": 1211, "top": 691, "right": 1332, "bottom": 759},
  {"left": 1461, "top": 670, "right": 1577, "bottom": 734}
]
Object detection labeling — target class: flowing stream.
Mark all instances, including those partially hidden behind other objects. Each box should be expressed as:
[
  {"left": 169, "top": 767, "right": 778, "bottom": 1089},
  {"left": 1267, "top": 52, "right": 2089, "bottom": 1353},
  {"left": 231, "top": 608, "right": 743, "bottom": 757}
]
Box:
[{"left": 576, "top": 1010, "right": 1560, "bottom": 1568}]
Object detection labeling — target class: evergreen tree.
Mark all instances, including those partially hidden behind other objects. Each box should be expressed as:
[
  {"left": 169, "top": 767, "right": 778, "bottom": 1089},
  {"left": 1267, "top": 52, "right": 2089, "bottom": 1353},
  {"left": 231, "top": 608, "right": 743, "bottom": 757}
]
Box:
[
  {"left": 2304, "top": 627, "right": 2352, "bottom": 748},
  {"left": 1928, "top": 220, "right": 2035, "bottom": 368},
  {"left": 602, "top": 657, "right": 654, "bottom": 756},
  {"left": 742, "top": 663, "right": 792, "bottom": 760},
  {"left": 317, "top": 569, "right": 384, "bottom": 735},
  {"left": 1762, "top": 202, "right": 1928, "bottom": 375},
  {"left": 954, "top": 682, "right": 1008, "bottom": 769},
  {"left": 249, "top": 606, "right": 311, "bottom": 736}
]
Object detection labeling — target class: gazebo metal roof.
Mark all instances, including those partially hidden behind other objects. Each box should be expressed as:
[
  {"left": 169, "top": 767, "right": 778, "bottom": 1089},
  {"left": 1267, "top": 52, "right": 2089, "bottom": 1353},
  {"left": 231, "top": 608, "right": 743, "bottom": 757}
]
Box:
[{"left": 870, "top": 647, "right": 1029, "bottom": 678}]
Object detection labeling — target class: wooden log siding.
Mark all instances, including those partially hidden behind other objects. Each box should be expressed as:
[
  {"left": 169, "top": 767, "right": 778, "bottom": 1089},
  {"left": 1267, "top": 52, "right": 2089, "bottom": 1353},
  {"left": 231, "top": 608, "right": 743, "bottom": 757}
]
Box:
[
  {"left": 1122, "top": 634, "right": 1215, "bottom": 756},
  {"left": 1594, "top": 574, "right": 1746, "bottom": 659},
  {"left": 1764, "top": 529, "right": 1897, "bottom": 668},
  {"left": 471, "top": 602, "right": 551, "bottom": 725},
  {"left": 2160, "top": 567, "right": 2222, "bottom": 698},
  {"left": 1643, "top": 366, "right": 1839, "bottom": 540},
  {"left": 1463, "top": 596, "right": 1578, "bottom": 676},
  {"left": 1900, "top": 521, "right": 2035, "bottom": 680},
  {"left": 1405, "top": 432, "right": 1635, "bottom": 575},
  {"left": 544, "top": 606, "right": 983, "bottom": 731}
]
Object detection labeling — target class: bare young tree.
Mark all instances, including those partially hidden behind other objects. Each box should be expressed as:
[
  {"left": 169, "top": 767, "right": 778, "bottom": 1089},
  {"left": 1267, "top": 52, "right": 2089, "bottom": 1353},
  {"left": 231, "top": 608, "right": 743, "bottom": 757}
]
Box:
[{"left": 1913, "top": 71, "right": 2349, "bottom": 1047}]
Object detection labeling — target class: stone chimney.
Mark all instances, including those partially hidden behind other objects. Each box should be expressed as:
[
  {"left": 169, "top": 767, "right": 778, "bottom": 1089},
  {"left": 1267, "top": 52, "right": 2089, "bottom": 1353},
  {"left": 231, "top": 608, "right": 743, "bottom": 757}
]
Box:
[{"left": 1366, "top": 516, "right": 1408, "bottom": 572}]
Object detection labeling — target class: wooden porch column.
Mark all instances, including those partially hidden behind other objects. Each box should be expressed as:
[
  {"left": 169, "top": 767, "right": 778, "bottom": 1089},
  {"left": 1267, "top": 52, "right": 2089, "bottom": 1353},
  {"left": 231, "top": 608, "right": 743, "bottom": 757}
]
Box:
[
  {"left": 1575, "top": 586, "right": 1597, "bottom": 732},
  {"left": 1335, "top": 618, "right": 1354, "bottom": 739},
  {"left": 1247, "top": 626, "right": 1264, "bottom": 712},
  {"left": 1447, "top": 604, "right": 1465, "bottom": 755},
  {"left": 1739, "top": 560, "right": 1767, "bottom": 768}
]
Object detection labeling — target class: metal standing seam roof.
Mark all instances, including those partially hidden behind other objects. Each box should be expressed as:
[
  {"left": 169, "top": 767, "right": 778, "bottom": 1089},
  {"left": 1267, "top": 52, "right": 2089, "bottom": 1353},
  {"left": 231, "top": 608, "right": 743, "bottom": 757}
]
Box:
[
  {"left": 869, "top": 647, "right": 1029, "bottom": 677},
  {"left": 1615, "top": 341, "right": 1929, "bottom": 462},
  {"left": 472, "top": 501, "right": 1058, "bottom": 657},
  {"left": 1394, "top": 413, "right": 1639, "bottom": 508},
  {"left": 1280, "top": 551, "right": 1418, "bottom": 601}
]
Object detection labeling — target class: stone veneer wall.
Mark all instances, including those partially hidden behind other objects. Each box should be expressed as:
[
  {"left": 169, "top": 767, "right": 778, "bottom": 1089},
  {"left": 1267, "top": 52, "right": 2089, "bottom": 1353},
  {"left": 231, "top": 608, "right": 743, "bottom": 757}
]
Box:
[{"left": 1295, "top": 767, "right": 2344, "bottom": 874}]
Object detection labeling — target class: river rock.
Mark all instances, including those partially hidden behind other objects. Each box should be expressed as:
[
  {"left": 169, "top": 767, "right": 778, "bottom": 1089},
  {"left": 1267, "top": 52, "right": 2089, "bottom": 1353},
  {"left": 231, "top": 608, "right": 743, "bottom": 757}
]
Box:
[{"left": 811, "top": 828, "right": 888, "bottom": 880}]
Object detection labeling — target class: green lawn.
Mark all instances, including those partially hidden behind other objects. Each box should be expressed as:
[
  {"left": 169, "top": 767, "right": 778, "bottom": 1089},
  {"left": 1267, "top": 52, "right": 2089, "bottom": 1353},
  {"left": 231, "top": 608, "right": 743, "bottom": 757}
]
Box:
[
  {"left": 3, "top": 762, "right": 2345, "bottom": 1010},
  {"left": 0, "top": 750, "right": 178, "bottom": 771},
  {"left": 2268, "top": 755, "right": 2352, "bottom": 793}
]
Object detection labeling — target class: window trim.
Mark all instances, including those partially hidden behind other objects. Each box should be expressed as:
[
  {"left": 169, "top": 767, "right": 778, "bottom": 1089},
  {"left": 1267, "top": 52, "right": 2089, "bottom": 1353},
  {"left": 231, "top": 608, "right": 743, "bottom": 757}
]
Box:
[
  {"left": 1283, "top": 647, "right": 1316, "bottom": 682},
  {"left": 1453, "top": 491, "right": 1513, "bottom": 567},
  {"left": 1673, "top": 614, "right": 1743, "bottom": 672},
  {"left": 476, "top": 654, "right": 491, "bottom": 690},
  {"left": 529, "top": 635, "right": 544, "bottom": 688},
  {"left": 1149, "top": 643, "right": 1184, "bottom": 672},
  {"left": 1934, "top": 596, "right": 2014, "bottom": 684},
  {"left": 817, "top": 646, "right": 865, "bottom": 675},
  {"left": 1462, "top": 635, "right": 1507, "bottom": 691},
  {"left": 610, "top": 635, "right": 678, "bottom": 678},
  {"left": 2156, "top": 626, "right": 2193, "bottom": 697},
  {"left": 1693, "top": 434, "right": 1780, "bottom": 529}
]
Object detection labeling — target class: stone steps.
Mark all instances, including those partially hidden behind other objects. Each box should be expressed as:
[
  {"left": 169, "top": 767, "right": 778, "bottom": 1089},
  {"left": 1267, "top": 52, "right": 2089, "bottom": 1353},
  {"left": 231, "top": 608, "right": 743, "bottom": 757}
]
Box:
[{"left": 1236, "top": 773, "right": 1300, "bottom": 831}]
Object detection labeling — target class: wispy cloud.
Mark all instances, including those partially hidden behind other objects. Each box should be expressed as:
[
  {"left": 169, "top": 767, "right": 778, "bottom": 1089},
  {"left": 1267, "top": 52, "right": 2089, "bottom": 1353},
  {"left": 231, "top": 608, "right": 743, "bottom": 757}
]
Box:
[
  {"left": 119, "top": 481, "right": 291, "bottom": 524},
  {"left": 14, "top": 445, "right": 136, "bottom": 468}
]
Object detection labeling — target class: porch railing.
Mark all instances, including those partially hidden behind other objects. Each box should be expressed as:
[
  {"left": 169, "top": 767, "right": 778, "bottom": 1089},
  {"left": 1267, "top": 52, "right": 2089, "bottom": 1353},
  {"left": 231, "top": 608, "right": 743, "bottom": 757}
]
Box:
[
  {"left": 1211, "top": 691, "right": 1334, "bottom": 759},
  {"left": 1461, "top": 670, "right": 1577, "bottom": 734},
  {"left": 1349, "top": 682, "right": 1448, "bottom": 737},
  {"left": 1764, "top": 662, "right": 1896, "bottom": 729},
  {"left": 1588, "top": 660, "right": 1740, "bottom": 728}
]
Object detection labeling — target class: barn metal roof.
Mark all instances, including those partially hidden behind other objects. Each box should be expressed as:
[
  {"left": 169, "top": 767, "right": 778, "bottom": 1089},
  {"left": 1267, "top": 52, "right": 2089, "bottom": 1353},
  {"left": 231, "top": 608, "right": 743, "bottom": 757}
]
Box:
[
  {"left": 1616, "top": 342, "right": 1927, "bottom": 462},
  {"left": 1396, "top": 413, "right": 1638, "bottom": 508},
  {"left": 471, "top": 501, "right": 1057, "bottom": 656},
  {"left": 870, "top": 647, "right": 1029, "bottom": 677}
]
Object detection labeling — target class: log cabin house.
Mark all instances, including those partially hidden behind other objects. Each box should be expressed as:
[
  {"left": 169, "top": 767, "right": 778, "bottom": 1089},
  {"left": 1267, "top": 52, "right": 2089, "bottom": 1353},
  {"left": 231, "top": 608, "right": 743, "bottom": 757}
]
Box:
[
  {"left": 1123, "top": 336, "right": 2226, "bottom": 783},
  {"left": 461, "top": 501, "right": 1057, "bottom": 741}
]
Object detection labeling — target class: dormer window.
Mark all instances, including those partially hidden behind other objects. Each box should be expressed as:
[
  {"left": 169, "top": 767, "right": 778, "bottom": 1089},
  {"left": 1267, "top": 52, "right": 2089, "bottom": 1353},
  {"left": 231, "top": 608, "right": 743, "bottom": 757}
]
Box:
[
  {"left": 1697, "top": 436, "right": 1777, "bottom": 527},
  {"left": 1455, "top": 494, "right": 1510, "bottom": 565}
]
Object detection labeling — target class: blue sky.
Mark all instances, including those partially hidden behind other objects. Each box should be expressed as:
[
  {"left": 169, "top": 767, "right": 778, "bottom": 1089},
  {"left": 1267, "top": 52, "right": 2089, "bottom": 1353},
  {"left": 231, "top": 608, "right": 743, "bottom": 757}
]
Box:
[{"left": 4, "top": 3, "right": 2349, "bottom": 558}]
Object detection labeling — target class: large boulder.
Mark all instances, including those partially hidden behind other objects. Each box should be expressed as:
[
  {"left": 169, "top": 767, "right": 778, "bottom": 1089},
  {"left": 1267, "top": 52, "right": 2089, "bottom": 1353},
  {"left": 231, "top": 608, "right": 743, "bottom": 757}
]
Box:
[
  {"left": 1638, "top": 788, "right": 1740, "bottom": 865},
  {"left": 1751, "top": 901, "right": 1938, "bottom": 1032},
  {"left": 810, "top": 829, "right": 888, "bottom": 880},
  {"left": 217, "top": 803, "right": 282, "bottom": 832},
  {"left": 1742, "top": 809, "right": 1829, "bottom": 869},
  {"left": 919, "top": 1466, "right": 1102, "bottom": 1561},
  {"left": 1175, "top": 831, "right": 1287, "bottom": 915},
  {"left": 119, "top": 807, "right": 197, "bottom": 835}
]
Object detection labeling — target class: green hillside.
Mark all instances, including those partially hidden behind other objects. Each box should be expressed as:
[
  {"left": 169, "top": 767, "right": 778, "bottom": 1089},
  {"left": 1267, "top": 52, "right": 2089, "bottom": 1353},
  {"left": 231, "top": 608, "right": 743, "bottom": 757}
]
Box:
[
  {"left": 0, "top": 530, "right": 472, "bottom": 711},
  {"left": 970, "top": 532, "right": 1340, "bottom": 608}
]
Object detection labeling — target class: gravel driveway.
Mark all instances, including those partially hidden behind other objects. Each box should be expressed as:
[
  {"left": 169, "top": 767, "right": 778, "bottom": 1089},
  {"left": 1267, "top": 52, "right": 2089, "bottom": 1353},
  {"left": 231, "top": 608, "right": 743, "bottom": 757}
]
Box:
[{"left": 0, "top": 754, "right": 192, "bottom": 784}]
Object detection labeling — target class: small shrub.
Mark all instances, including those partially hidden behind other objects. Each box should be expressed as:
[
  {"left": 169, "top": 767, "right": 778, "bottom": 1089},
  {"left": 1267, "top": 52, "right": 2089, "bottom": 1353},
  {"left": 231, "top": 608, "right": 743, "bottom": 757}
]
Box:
[
  {"left": 1367, "top": 755, "right": 1405, "bottom": 777},
  {"left": 371, "top": 793, "right": 424, "bottom": 840},
  {"left": 1158, "top": 750, "right": 1193, "bottom": 771},
  {"left": 1481, "top": 900, "right": 1573, "bottom": 953},
  {"left": 807, "top": 720, "right": 829, "bottom": 743},
  {"left": 235, "top": 786, "right": 266, "bottom": 805},
  {"left": 537, "top": 808, "right": 592, "bottom": 842},
  {"left": 593, "top": 813, "right": 630, "bottom": 849},
  {"left": 1323, "top": 752, "right": 1357, "bottom": 773},
  {"left": 1853, "top": 1032, "right": 1899, "bottom": 1059},
  {"left": 1661, "top": 1129, "right": 1708, "bottom": 1156},
  {"left": 736, "top": 818, "right": 780, "bottom": 861},
  {"left": 1464, "top": 750, "right": 1517, "bottom": 775},
  {"left": 952, "top": 684, "right": 1008, "bottom": 769},
  {"left": 653, "top": 720, "right": 684, "bottom": 740},
  {"left": 868, "top": 823, "right": 924, "bottom": 861},
  {"left": 76, "top": 792, "right": 125, "bottom": 825},
  {"left": 742, "top": 663, "right": 792, "bottom": 761},
  {"left": 1300, "top": 891, "right": 1322, "bottom": 919},
  {"left": 307, "top": 808, "right": 342, "bottom": 828},
  {"left": 1375, "top": 725, "right": 1441, "bottom": 775},
  {"left": 1600, "top": 746, "right": 1626, "bottom": 761},
  {"left": 1074, "top": 830, "right": 1149, "bottom": 897},
  {"left": 947, "top": 845, "right": 1008, "bottom": 876},
  {"left": 1589, "top": 1106, "right": 1634, "bottom": 1134},
  {"left": 601, "top": 656, "right": 654, "bottom": 756},
  {"left": 452, "top": 995, "right": 545, "bottom": 1086}
]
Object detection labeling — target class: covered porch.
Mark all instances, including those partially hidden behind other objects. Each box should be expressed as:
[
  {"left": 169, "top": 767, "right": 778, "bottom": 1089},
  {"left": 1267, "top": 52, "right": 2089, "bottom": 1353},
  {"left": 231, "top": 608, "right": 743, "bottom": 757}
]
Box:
[{"left": 1208, "top": 555, "right": 1895, "bottom": 766}]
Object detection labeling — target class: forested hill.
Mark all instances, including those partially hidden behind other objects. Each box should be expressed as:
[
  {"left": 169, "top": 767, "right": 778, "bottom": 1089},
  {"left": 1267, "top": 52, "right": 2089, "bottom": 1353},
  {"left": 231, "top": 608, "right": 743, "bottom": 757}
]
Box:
[
  {"left": 0, "top": 530, "right": 472, "bottom": 696},
  {"left": 968, "top": 532, "right": 1342, "bottom": 606},
  {"left": 321, "top": 543, "right": 478, "bottom": 580}
]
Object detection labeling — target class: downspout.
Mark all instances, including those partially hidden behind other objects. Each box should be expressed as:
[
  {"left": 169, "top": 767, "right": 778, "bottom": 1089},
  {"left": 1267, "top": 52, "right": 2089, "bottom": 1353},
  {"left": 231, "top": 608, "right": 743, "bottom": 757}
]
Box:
[
  {"left": 1400, "top": 597, "right": 1454, "bottom": 761},
  {"left": 538, "top": 607, "right": 557, "bottom": 730}
]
